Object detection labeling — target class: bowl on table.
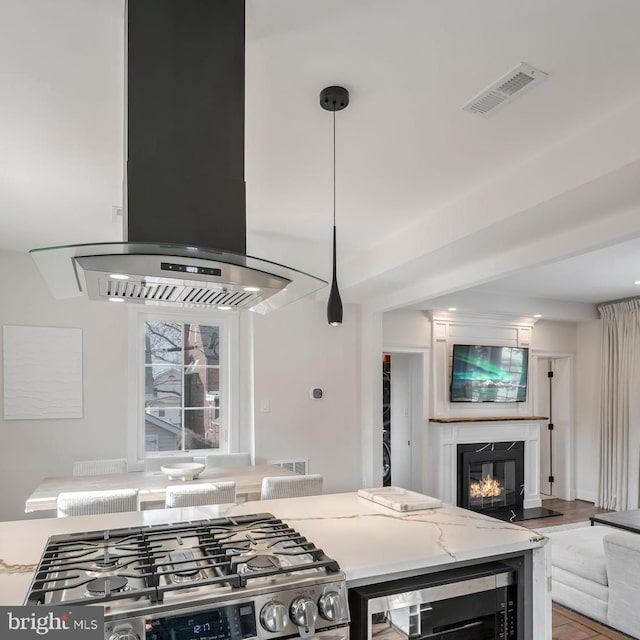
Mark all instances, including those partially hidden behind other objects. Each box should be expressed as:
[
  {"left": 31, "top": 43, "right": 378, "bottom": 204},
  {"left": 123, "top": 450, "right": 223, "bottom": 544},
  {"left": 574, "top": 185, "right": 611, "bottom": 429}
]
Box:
[{"left": 160, "top": 462, "right": 205, "bottom": 481}]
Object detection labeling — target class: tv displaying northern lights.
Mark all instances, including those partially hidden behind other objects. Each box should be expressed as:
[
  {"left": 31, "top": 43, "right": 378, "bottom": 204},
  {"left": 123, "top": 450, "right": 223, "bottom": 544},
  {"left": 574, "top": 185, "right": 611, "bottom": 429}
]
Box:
[{"left": 450, "top": 344, "right": 528, "bottom": 403}]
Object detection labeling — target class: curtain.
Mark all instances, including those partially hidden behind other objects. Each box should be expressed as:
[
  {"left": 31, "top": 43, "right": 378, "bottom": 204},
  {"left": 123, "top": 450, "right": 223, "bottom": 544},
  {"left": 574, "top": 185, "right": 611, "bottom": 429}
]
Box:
[{"left": 597, "top": 298, "right": 640, "bottom": 510}]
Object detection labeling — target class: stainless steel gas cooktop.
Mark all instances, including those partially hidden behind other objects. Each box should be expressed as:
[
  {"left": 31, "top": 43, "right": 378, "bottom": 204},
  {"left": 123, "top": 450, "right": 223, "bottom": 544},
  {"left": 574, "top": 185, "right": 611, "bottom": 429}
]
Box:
[{"left": 25, "top": 513, "right": 349, "bottom": 640}]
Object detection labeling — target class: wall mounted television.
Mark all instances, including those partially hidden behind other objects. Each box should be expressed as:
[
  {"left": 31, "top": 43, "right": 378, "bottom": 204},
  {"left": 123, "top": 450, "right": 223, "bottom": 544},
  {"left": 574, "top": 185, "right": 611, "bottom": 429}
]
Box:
[{"left": 450, "top": 344, "right": 529, "bottom": 403}]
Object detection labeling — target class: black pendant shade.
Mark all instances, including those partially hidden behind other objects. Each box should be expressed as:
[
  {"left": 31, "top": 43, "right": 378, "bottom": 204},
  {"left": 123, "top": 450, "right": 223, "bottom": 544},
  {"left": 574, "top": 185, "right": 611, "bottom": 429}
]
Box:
[
  {"left": 320, "top": 86, "right": 349, "bottom": 327},
  {"left": 327, "top": 225, "right": 343, "bottom": 326}
]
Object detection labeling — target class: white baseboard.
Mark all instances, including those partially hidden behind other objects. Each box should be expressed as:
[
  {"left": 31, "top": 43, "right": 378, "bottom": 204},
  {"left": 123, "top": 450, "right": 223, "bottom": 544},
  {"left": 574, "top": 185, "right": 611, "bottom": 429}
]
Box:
[{"left": 575, "top": 489, "right": 597, "bottom": 504}]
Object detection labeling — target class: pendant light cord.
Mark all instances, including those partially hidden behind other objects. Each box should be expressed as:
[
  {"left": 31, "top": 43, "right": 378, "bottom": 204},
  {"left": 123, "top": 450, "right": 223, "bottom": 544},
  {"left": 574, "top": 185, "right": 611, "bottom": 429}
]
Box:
[
  {"left": 333, "top": 108, "right": 336, "bottom": 227},
  {"left": 321, "top": 85, "right": 348, "bottom": 327}
]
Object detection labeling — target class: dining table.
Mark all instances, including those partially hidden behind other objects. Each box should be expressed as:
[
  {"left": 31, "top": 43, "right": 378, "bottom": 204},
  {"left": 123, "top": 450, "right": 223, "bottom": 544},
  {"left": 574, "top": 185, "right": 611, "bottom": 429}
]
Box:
[{"left": 24, "top": 464, "right": 299, "bottom": 513}]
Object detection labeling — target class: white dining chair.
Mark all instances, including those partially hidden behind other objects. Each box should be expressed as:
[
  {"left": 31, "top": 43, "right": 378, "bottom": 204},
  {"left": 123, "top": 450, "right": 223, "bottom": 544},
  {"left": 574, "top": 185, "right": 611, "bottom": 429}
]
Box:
[
  {"left": 260, "top": 474, "right": 323, "bottom": 500},
  {"left": 165, "top": 481, "right": 236, "bottom": 508},
  {"left": 72, "top": 458, "right": 128, "bottom": 476},
  {"left": 144, "top": 455, "right": 194, "bottom": 472},
  {"left": 57, "top": 489, "right": 139, "bottom": 517},
  {"left": 205, "top": 452, "right": 252, "bottom": 468}
]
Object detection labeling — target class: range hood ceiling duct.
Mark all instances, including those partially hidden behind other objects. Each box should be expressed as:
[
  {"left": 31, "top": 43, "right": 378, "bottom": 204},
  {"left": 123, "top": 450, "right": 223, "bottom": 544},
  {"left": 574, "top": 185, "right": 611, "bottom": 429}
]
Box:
[{"left": 30, "top": 0, "right": 326, "bottom": 313}]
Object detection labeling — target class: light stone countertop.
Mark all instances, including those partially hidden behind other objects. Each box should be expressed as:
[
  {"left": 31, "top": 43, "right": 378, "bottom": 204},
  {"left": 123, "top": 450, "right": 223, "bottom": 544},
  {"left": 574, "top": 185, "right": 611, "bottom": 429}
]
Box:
[
  {"left": 0, "top": 491, "right": 547, "bottom": 604},
  {"left": 222, "top": 492, "right": 547, "bottom": 585}
]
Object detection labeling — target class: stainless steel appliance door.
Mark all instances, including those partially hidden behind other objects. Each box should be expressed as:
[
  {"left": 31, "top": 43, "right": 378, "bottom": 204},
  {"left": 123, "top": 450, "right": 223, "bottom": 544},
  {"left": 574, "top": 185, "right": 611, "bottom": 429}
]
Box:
[{"left": 349, "top": 565, "right": 517, "bottom": 640}]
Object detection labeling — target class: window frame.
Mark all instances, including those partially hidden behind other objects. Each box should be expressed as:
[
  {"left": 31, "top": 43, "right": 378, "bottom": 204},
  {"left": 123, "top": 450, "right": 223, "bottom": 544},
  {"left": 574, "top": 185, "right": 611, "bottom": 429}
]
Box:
[{"left": 128, "top": 307, "right": 239, "bottom": 462}]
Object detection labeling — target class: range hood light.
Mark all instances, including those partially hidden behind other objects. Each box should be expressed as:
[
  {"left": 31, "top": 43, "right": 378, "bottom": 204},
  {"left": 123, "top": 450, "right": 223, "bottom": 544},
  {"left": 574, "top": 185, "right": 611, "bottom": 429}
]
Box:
[
  {"left": 109, "top": 297, "right": 125, "bottom": 303},
  {"left": 110, "top": 273, "right": 130, "bottom": 280},
  {"left": 218, "top": 306, "right": 232, "bottom": 311},
  {"left": 243, "top": 286, "right": 260, "bottom": 292}
]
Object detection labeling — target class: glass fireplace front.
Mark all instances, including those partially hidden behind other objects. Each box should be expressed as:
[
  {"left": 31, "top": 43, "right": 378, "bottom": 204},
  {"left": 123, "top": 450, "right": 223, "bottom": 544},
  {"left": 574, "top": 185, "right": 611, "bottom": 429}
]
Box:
[
  {"left": 457, "top": 442, "right": 525, "bottom": 514},
  {"left": 467, "top": 459, "right": 516, "bottom": 510}
]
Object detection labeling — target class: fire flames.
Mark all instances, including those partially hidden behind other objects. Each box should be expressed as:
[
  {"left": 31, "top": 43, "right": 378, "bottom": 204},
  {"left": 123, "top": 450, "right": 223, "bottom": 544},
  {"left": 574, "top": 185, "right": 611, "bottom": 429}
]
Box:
[{"left": 470, "top": 474, "right": 503, "bottom": 499}]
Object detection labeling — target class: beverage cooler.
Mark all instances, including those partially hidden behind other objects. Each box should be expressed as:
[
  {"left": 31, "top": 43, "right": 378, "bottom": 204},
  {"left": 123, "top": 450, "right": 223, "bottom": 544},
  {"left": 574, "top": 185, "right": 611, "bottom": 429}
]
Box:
[{"left": 348, "top": 561, "right": 519, "bottom": 640}]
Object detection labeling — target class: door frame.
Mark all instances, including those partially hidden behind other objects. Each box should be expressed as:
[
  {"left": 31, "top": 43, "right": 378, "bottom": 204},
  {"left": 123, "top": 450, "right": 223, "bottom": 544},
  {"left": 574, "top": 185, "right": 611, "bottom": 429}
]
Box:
[
  {"left": 382, "top": 346, "right": 430, "bottom": 492},
  {"left": 530, "top": 350, "right": 575, "bottom": 501}
]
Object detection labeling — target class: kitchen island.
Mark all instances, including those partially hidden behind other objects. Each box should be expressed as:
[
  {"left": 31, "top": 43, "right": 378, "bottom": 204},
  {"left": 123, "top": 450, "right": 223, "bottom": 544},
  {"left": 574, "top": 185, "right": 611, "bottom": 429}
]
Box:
[{"left": 0, "top": 492, "right": 550, "bottom": 638}]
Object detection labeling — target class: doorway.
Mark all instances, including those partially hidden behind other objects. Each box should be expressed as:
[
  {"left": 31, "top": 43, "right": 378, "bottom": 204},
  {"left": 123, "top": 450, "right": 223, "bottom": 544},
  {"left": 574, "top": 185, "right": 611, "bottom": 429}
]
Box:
[
  {"left": 535, "top": 354, "right": 573, "bottom": 500},
  {"left": 382, "top": 351, "right": 428, "bottom": 492}
]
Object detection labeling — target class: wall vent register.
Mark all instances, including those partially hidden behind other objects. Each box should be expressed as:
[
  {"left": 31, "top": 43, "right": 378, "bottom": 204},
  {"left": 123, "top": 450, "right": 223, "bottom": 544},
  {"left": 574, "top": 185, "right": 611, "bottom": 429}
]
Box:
[{"left": 463, "top": 62, "right": 548, "bottom": 117}]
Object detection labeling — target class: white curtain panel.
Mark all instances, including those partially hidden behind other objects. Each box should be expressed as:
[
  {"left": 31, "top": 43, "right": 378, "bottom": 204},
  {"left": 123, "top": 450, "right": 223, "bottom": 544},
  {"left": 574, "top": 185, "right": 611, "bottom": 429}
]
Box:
[{"left": 597, "top": 299, "right": 640, "bottom": 510}]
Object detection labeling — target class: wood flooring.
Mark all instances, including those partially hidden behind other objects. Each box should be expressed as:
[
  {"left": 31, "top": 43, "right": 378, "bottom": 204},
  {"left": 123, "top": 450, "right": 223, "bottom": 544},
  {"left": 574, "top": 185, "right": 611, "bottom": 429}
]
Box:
[
  {"left": 551, "top": 604, "right": 632, "bottom": 640},
  {"left": 517, "top": 497, "right": 612, "bottom": 532},
  {"left": 518, "top": 498, "right": 635, "bottom": 640}
]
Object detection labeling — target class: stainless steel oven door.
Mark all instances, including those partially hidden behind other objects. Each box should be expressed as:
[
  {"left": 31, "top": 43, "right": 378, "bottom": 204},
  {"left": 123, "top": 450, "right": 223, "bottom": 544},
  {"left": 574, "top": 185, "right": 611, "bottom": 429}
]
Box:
[{"left": 365, "top": 572, "right": 516, "bottom": 640}]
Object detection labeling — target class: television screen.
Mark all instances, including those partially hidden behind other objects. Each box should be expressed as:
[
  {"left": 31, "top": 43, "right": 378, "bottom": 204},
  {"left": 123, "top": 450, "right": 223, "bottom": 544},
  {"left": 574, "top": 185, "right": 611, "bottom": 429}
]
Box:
[{"left": 450, "top": 344, "right": 529, "bottom": 403}]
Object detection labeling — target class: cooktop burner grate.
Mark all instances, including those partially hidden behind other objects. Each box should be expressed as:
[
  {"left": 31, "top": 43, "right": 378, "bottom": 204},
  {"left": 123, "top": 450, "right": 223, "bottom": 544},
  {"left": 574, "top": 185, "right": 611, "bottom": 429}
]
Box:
[{"left": 25, "top": 513, "right": 341, "bottom": 610}]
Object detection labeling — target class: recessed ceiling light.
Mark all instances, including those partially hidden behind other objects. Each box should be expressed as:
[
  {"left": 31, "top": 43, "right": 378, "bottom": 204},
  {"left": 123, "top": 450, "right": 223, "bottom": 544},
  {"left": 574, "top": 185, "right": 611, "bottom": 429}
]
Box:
[
  {"left": 243, "top": 286, "right": 260, "bottom": 292},
  {"left": 110, "top": 273, "right": 130, "bottom": 280},
  {"left": 635, "top": 280, "right": 640, "bottom": 285},
  {"left": 448, "top": 307, "right": 457, "bottom": 311},
  {"left": 533, "top": 314, "right": 542, "bottom": 318},
  {"left": 218, "top": 306, "right": 232, "bottom": 311},
  {"left": 108, "top": 297, "right": 125, "bottom": 303}
]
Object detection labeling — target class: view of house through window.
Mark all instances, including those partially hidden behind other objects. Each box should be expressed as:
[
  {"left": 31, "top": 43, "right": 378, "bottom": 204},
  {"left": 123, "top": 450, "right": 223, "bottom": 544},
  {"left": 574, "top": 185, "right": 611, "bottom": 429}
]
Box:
[{"left": 144, "top": 321, "right": 222, "bottom": 453}]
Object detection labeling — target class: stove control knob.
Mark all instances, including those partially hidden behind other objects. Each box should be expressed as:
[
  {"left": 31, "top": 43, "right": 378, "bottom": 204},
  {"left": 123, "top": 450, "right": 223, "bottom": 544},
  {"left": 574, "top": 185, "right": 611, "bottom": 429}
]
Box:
[
  {"left": 290, "top": 597, "right": 318, "bottom": 628},
  {"left": 108, "top": 627, "right": 140, "bottom": 640},
  {"left": 261, "top": 601, "right": 288, "bottom": 633},
  {"left": 318, "top": 591, "right": 346, "bottom": 621}
]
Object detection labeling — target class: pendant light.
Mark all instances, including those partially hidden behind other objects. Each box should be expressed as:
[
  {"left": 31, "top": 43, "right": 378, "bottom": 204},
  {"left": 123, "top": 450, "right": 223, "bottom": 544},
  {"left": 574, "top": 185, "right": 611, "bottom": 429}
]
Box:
[{"left": 320, "top": 86, "right": 349, "bottom": 326}]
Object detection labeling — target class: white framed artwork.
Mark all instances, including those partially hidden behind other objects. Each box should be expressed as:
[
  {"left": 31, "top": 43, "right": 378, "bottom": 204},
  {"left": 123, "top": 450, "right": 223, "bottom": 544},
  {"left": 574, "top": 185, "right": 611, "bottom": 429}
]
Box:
[{"left": 3, "top": 325, "right": 83, "bottom": 419}]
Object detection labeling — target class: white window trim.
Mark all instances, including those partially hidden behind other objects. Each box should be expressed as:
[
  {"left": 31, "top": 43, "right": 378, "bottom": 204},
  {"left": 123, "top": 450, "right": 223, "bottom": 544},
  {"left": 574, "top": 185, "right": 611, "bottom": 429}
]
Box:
[{"left": 127, "top": 306, "right": 240, "bottom": 464}]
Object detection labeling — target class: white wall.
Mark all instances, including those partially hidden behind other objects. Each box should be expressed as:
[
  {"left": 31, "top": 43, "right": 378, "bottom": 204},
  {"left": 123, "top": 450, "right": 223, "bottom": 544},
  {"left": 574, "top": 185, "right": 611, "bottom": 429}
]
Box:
[
  {"left": 530, "top": 319, "right": 577, "bottom": 353},
  {"left": 0, "top": 250, "right": 129, "bottom": 521},
  {"left": 575, "top": 320, "right": 601, "bottom": 502},
  {"left": 531, "top": 320, "right": 578, "bottom": 500},
  {"left": 252, "top": 298, "right": 362, "bottom": 493},
  {"left": 532, "top": 319, "right": 602, "bottom": 502},
  {"left": 383, "top": 310, "right": 431, "bottom": 348}
]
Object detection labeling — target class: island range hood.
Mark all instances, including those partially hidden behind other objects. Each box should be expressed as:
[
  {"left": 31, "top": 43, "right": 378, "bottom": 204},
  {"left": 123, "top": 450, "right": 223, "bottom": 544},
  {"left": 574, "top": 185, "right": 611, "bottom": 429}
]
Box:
[{"left": 30, "top": 0, "right": 326, "bottom": 313}]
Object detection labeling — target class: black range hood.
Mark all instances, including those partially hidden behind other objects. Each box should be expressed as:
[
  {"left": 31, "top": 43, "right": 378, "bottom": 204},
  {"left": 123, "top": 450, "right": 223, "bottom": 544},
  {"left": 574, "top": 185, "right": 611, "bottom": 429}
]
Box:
[{"left": 30, "top": 0, "right": 326, "bottom": 313}]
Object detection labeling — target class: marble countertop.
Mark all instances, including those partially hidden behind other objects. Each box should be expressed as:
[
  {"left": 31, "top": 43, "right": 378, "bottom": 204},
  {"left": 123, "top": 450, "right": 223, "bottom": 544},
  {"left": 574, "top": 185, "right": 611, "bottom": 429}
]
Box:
[{"left": 0, "top": 491, "right": 546, "bottom": 604}]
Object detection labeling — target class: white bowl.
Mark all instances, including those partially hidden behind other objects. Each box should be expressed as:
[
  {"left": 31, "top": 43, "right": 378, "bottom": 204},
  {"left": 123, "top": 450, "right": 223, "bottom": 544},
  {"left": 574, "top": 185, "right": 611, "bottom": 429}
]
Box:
[{"left": 160, "top": 462, "right": 205, "bottom": 481}]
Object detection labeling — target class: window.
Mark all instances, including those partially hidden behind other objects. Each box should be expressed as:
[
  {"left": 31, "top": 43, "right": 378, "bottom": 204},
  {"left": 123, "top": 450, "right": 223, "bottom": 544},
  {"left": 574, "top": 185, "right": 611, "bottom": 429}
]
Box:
[{"left": 142, "top": 319, "right": 226, "bottom": 453}]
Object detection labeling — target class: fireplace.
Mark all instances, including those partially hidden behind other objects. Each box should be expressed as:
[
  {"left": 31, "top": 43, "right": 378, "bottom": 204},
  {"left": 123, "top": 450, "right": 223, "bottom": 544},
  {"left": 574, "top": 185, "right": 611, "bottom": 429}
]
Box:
[{"left": 457, "top": 441, "right": 524, "bottom": 514}]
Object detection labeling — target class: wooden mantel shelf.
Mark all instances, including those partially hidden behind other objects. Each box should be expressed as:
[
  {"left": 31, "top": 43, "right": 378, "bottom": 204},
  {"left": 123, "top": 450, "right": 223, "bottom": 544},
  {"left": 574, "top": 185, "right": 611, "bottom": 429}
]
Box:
[{"left": 429, "top": 416, "right": 548, "bottom": 423}]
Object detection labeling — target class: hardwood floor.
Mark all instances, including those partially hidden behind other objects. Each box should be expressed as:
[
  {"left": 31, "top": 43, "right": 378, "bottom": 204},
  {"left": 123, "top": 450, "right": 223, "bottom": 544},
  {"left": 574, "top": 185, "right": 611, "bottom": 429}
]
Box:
[
  {"left": 517, "top": 497, "right": 613, "bottom": 532},
  {"left": 551, "top": 604, "right": 632, "bottom": 640},
  {"left": 517, "top": 498, "right": 635, "bottom": 639}
]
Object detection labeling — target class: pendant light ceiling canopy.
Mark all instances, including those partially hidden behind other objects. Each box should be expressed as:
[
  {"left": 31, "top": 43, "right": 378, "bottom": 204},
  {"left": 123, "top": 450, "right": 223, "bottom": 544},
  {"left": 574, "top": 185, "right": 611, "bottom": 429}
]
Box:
[{"left": 320, "top": 85, "right": 349, "bottom": 327}]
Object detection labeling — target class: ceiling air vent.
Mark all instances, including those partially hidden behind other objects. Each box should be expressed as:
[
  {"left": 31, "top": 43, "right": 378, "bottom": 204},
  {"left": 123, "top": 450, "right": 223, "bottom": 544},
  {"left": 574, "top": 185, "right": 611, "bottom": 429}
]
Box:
[{"left": 463, "top": 63, "right": 548, "bottom": 117}]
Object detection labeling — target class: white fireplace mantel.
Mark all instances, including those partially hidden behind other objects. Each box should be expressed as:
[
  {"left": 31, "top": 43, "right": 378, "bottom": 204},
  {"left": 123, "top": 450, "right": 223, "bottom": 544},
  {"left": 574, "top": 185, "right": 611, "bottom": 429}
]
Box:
[{"left": 427, "top": 418, "right": 543, "bottom": 510}]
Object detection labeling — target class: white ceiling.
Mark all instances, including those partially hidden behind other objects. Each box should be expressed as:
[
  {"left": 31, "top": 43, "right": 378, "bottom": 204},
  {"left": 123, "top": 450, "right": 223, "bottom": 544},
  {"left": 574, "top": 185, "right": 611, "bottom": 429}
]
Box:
[{"left": 2, "top": 0, "right": 640, "bottom": 321}]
